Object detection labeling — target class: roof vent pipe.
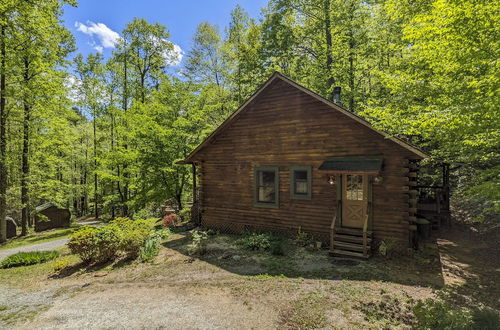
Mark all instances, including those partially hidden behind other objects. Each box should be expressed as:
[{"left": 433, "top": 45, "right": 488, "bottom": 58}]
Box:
[{"left": 333, "top": 86, "right": 341, "bottom": 105}]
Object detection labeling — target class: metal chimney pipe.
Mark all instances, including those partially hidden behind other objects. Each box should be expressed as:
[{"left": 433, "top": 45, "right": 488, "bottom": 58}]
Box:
[{"left": 333, "top": 86, "right": 341, "bottom": 105}]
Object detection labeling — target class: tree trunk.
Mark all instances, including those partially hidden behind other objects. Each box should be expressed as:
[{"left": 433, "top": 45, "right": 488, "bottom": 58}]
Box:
[
  {"left": 122, "top": 48, "right": 129, "bottom": 217},
  {"left": 93, "top": 108, "right": 98, "bottom": 219},
  {"left": 348, "top": 28, "right": 355, "bottom": 111},
  {"left": 0, "top": 25, "right": 7, "bottom": 243},
  {"left": 21, "top": 57, "right": 30, "bottom": 236},
  {"left": 323, "top": 0, "right": 335, "bottom": 100}
]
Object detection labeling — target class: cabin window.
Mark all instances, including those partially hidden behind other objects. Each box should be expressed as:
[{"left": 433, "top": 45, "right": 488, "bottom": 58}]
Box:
[
  {"left": 290, "top": 166, "right": 312, "bottom": 200},
  {"left": 254, "top": 166, "right": 279, "bottom": 208}
]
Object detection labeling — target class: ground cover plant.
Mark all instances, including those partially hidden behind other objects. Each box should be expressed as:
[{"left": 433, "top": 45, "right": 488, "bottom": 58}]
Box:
[{"left": 0, "top": 251, "right": 59, "bottom": 269}]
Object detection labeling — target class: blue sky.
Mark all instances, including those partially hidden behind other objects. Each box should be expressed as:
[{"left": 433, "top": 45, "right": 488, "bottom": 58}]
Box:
[{"left": 62, "top": 0, "right": 268, "bottom": 65}]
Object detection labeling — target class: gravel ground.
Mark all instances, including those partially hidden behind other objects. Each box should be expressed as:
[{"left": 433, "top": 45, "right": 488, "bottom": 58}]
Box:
[
  {"left": 0, "top": 239, "right": 69, "bottom": 261},
  {"left": 24, "top": 284, "right": 277, "bottom": 330},
  {"left": 0, "top": 285, "right": 66, "bottom": 329}
]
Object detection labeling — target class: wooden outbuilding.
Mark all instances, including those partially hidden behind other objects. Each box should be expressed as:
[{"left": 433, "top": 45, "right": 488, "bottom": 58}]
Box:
[
  {"left": 34, "top": 202, "right": 71, "bottom": 232},
  {"left": 179, "top": 72, "right": 446, "bottom": 258}
]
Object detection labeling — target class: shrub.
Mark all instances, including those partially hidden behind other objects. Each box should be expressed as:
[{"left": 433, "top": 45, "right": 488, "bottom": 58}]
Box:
[
  {"left": 237, "top": 231, "right": 273, "bottom": 250},
  {"left": 187, "top": 230, "right": 208, "bottom": 256},
  {"left": 270, "top": 239, "right": 286, "bottom": 256},
  {"left": 67, "top": 225, "right": 121, "bottom": 264},
  {"left": 152, "top": 228, "right": 171, "bottom": 240},
  {"left": 110, "top": 218, "right": 150, "bottom": 258},
  {"left": 179, "top": 208, "right": 191, "bottom": 222},
  {"left": 139, "top": 237, "right": 161, "bottom": 262},
  {"left": 294, "top": 227, "right": 314, "bottom": 247},
  {"left": 237, "top": 231, "right": 286, "bottom": 255},
  {"left": 52, "top": 257, "right": 74, "bottom": 273},
  {"left": 413, "top": 298, "right": 471, "bottom": 329},
  {"left": 162, "top": 214, "right": 179, "bottom": 227},
  {"left": 471, "top": 308, "right": 500, "bottom": 329},
  {"left": 0, "top": 250, "right": 59, "bottom": 268},
  {"left": 378, "top": 238, "right": 405, "bottom": 258}
]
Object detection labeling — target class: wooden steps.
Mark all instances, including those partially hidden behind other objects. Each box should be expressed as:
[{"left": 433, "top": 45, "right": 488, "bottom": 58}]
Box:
[{"left": 330, "top": 227, "right": 372, "bottom": 259}]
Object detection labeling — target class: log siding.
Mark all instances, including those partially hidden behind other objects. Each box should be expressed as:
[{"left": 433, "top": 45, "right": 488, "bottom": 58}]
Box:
[{"left": 187, "top": 76, "right": 425, "bottom": 246}]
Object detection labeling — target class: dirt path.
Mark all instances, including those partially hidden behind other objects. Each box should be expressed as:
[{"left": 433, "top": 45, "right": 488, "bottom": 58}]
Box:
[{"left": 0, "top": 239, "right": 68, "bottom": 261}]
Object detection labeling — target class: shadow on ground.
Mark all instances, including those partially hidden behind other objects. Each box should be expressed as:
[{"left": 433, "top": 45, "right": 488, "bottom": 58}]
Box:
[
  {"left": 163, "top": 230, "right": 445, "bottom": 289},
  {"left": 435, "top": 225, "right": 500, "bottom": 310}
]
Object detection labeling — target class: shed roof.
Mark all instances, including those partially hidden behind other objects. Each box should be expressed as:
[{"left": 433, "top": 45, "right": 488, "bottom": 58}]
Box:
[
  {"left": 179, "top": 72, "right": 429, "bottom": 164},
  {"left": 35, "top": 202, "right": 56, "bottom": 213}
]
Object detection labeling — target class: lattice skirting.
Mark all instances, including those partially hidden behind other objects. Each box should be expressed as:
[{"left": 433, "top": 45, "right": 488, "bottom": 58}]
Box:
[{"left": 201, "top": 218, "right": 330, "bottom": 244}]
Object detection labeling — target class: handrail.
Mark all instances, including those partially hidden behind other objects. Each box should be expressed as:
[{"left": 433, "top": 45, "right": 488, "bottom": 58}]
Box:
[
  {"left": 330, "top": 213, "right": 337, "bottom": 230},
  {"left": 330, "top": 213, "right": 337, "bottom": 251},
  {"left": 362, "top": 214, "right": 369, "bottom": 257},
  {"left": 363, "top": 214, "right": 369, "bottom": 233}
]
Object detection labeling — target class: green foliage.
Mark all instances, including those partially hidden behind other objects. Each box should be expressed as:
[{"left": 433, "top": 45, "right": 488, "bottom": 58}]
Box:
[
  {"left": 294, "top": 227, "right": 314, "bottom": 247},
  {"left": 52, "top": 257, "right": 74, "bottom": 273},
  {"left": 179, "top": 208, "right": 191, "bottom": 222},
  {"left": 67, "top": 226, "right": 122, "bottom": 264},
  {"left": 237, "top": 231, "right": 286, "bottom": 255},
  {"left": 236, "top": 231, "right": 272, "bottom": 251},
  {"left": 110, "top": 218, "right": 151, "bottom": 257},
  {"left": 139, "top": 237, "right": 161, "bottom": 262},
  {"left": 413, "top": 298, "right": 471, "bottom": 330},
  {"left": 0, "top": 251, "right": 59, "bottom": 268},
  {"left": 187, "top": 230, "right": 208, "bottom": 256},
  {"left": 471, "top": 308, "right": 500, "bottom": 330},
  {"left": 378, "top": 238, "right": 406, "bottom": 258}
]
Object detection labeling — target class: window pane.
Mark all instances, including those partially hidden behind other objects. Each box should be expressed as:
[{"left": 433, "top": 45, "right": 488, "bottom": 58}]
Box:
[
  {"left": 259, "top": 171, "right": 275, "bottom": 186},
  {"left": 257, "top": 170, "right": 276, "bottom": 203},
  {"left": 258, "top": 186, "right": 275, "bottom": 202},
  {"left": 294, "top": 170, "right": 308, "bottom": 194},
  {"left": 295, "top": 181, "right": 308, "bottom": 194},
  {"left": 346, "top": 175, "right": 363, "bottom": 200}
]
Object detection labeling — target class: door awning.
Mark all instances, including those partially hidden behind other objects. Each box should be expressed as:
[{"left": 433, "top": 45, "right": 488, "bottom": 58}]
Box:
[{"left": 318, "top": 157, "right": 383, "bottom": 173}]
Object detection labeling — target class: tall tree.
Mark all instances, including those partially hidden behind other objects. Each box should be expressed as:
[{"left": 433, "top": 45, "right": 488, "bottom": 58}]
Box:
[{"left": 74, "top": 53, "right": 104, "bottom": 219}]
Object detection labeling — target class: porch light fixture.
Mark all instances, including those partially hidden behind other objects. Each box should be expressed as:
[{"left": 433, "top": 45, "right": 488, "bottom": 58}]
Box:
[
  {"left": 373, "top": 176, "right": 383, "bottom": 184},
  {"left": 328, "top": 175, "right": 336, "bottom": 185}
]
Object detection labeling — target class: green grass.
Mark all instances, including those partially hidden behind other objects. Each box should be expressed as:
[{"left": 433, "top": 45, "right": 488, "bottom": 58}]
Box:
[
  {"left": 1, "top": 250, "right": 60, "bottom": 268},
  {"left": 0, "top": 226, "right": 79, "bottom": 250}
]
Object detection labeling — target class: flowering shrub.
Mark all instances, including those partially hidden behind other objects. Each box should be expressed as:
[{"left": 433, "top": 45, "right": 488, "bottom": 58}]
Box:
[{"left": 163, "top": 213, "right": 179, "bottom": 227}]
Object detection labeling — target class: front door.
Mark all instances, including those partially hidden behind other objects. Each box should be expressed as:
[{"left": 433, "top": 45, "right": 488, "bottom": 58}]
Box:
[{"left": 341, "top": 174, "right": 368, "bottom": 228}]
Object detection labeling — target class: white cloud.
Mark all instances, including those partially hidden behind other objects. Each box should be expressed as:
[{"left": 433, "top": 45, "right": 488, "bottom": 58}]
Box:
[
  {"left": 166, "top": 43, "right": 183, "bottom": 66},
  {"left": 75, "top": 21, "right": 120, "bottom": 50}
]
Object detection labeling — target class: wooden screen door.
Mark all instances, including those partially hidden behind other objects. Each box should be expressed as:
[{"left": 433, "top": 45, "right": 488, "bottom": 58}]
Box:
[{"left": 341, "top": 174, "right": 368, "bottom": 228}]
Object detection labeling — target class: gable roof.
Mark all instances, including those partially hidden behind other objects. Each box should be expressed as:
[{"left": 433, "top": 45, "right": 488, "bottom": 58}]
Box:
[{"left": 179, "top": 71, "right": 429, "bottom": 164}]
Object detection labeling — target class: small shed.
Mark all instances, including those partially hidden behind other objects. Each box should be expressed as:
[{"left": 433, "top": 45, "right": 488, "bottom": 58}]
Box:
[
  {"left": 34, "top": 202, "right": 71, "bottom": 232},
  {"left": 6, "top": 217, "right": 17, "bottom": 238}
]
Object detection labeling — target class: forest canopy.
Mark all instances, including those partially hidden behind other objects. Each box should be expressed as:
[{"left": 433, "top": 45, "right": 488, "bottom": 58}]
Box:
[{"left": 0, "top": 0, "right": 498, "bottom": 241}]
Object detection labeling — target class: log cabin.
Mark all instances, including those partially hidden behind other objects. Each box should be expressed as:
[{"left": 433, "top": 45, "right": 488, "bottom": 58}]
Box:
[{"left": 179, "top": 72, "right": 446, "bottom": 259}]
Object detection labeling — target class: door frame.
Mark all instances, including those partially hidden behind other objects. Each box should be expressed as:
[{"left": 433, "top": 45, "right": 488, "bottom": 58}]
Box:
[{"left": 336, "top": 173, "right": 373, "bottom": 230}]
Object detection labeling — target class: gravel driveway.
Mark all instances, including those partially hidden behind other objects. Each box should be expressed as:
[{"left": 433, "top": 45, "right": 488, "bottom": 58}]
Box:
[
  {"left": 0, "top": 238, "right": 69, "bottom": 261},
  {"left": 24, "top": 284, "right": 277, "bottom": 329}
]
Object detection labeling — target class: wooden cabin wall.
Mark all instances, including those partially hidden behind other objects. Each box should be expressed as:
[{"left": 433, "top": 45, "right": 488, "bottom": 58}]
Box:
[{"left": 192, "top": 79, "right": 419, "bottom": 245}]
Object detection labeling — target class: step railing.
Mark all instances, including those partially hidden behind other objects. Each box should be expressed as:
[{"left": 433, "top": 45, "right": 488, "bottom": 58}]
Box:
[
  {"left": 330, "top": 213, "right": 337, "bottom": 252},
  {"left": 363, "top": 214, "right": 369, "bottom": 257}
]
